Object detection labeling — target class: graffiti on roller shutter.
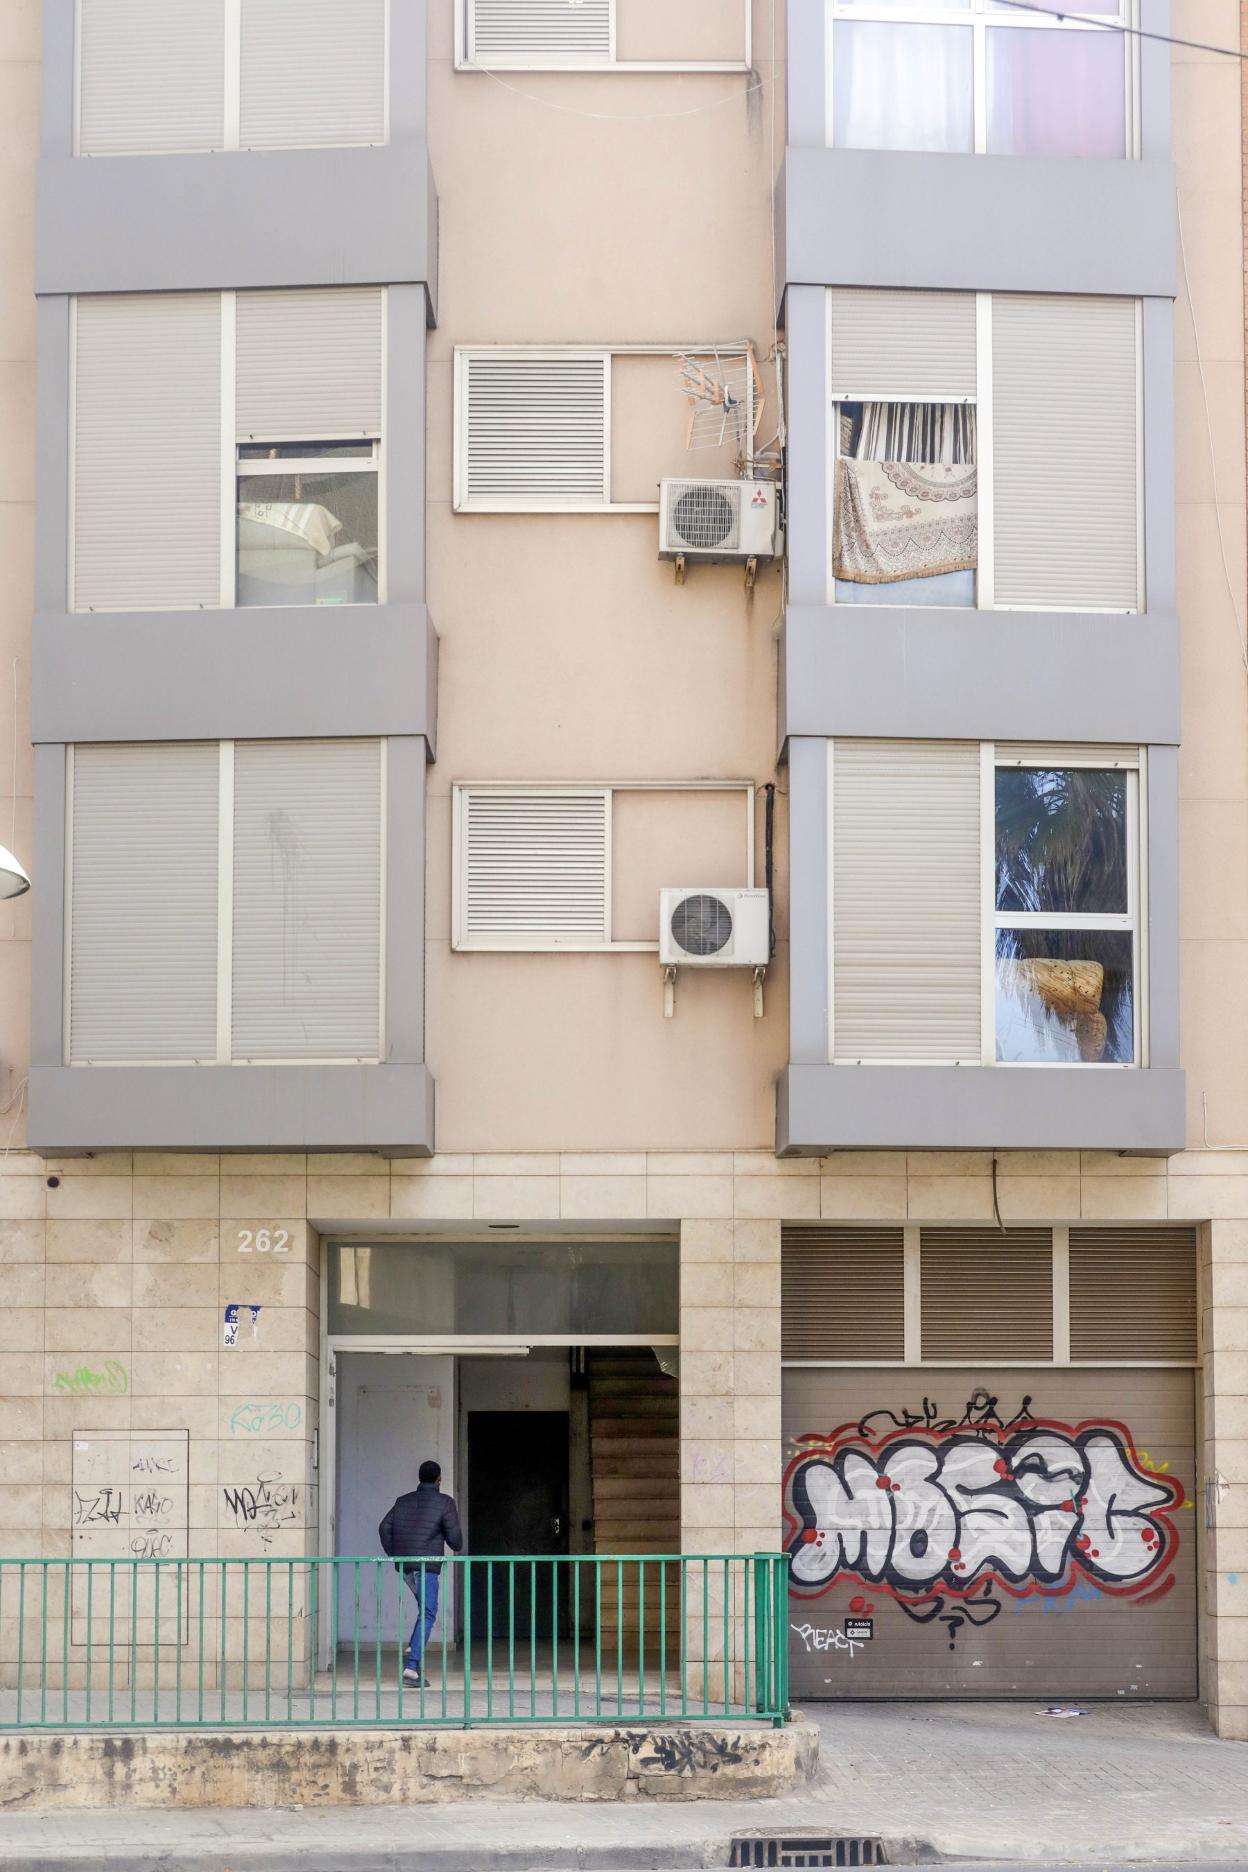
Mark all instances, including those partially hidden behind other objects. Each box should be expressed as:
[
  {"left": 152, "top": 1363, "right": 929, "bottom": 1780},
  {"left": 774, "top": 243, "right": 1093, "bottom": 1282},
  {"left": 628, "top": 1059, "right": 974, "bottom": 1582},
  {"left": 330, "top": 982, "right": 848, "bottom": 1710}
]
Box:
[{"left": 784, "top": 1390, "right": 1183, "bottom": 1650}]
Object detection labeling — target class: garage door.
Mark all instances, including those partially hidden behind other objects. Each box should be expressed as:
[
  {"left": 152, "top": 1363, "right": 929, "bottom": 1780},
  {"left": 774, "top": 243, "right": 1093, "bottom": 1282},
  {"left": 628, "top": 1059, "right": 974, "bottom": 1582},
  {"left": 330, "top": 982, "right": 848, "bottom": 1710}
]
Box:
[{"left": 782, "top": 1226, "right": 1198, "bottom": 1700}]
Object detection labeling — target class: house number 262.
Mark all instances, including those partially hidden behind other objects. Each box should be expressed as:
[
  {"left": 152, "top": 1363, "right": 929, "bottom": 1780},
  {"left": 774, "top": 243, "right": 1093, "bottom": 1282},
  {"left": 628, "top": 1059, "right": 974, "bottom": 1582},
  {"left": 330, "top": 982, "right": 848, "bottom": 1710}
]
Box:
[{"left": 237, "top": 1229, "right": 290, "bottom": 1254}]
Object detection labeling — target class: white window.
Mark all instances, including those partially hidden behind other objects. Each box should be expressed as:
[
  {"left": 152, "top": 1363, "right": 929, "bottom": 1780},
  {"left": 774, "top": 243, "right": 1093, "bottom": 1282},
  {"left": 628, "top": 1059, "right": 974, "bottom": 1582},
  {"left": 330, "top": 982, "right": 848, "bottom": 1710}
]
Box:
[
  {"left": 829, "top": 740, "right": 1144, "bottom": 1067},
  {"left": 70, "top": 288, "right": 386, "bottom": 612},
  {"left": 827, "top": 289, "right": 1142, "bottom": 613},
  {"left": 826, "top": 0, "right": 1136, "bottom": 159},
  {"left": 67, "top": 739, "right": 385, "bottom": 1063},
  {"left": 454, "top": 345, "right": 755, "bottom": 514},
  {"left": 76, "top": 0, "right": 388, "bottom": 155},
  {"left": 457, "top": 0, "right": 751, "bottom": 71},
  {"left": 452, "top": 782, "right": 755, "bottom": 951}
]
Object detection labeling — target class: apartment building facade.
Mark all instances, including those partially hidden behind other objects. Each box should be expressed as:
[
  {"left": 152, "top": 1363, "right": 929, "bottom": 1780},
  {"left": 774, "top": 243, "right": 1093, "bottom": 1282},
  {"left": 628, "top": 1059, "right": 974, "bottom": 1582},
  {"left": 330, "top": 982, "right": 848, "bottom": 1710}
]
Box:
[{"left": 0, "top": 0, "right": 1244, "bottom": 1749}]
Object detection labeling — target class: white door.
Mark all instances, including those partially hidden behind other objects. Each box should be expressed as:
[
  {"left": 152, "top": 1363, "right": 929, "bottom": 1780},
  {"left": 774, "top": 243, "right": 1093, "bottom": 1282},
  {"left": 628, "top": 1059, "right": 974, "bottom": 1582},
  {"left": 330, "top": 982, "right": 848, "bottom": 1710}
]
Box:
[{"left": 334, "top": 1352, "right": 456, "bottom": 1650}]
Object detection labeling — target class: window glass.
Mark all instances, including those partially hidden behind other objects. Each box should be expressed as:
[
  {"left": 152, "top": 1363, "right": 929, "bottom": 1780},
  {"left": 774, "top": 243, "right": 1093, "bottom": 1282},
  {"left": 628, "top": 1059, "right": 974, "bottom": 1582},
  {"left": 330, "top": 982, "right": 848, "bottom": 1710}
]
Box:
[
  {"left": 834, "top": 402, "right": 977, "bottom": 607},
  {"left": 995, "top": 927, "right": 1134, "bottom": 1063},
  {"left": 987, "top": 28, "right": 1126, "bottom": 156},
  {"left": 995, "top": 767, "right": 1128, "bottom": 915},
  {"left": 327, "top": 1240, "right": 680, "bottom": 1338},
  {"left": 237, "top": 469, "right": 378, "bottom": 607},
  {"left": 832, "top": 23, "right": 974, "bottom": 153}
]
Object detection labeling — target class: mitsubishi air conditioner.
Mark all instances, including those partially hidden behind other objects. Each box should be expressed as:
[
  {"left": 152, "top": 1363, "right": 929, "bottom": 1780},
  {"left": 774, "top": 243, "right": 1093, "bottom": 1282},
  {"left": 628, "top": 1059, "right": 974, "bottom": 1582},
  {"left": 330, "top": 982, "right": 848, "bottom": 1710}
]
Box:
[
  {"left": 658, "top": 479, "right": 780, "bottom": 573},
  {"left": 659, "top": 888, "right": 770, "bottom": 969}
]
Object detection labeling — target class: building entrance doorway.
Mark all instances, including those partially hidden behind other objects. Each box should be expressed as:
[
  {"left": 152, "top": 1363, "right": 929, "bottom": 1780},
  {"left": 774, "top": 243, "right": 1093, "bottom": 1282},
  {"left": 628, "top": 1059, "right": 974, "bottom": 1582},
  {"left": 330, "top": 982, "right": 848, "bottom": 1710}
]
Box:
[{"left": 467, "top": 1410, "right": 570, "bottom": 1638}]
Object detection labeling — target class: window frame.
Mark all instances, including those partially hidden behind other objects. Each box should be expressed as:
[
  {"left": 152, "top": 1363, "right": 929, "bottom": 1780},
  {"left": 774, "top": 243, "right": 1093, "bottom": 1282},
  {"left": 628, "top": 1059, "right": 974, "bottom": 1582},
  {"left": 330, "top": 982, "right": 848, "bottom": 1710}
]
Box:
[
  {"left": 453, "top": 343, "right": 756, "bottom": 516},
  {"left": 824, "top": 291, "right": 1144, "bottom": 614},
  {"left": 455, "top": 0, "right": 752, "bottom": 73},
  {"left": 823, "top": 0, "right": 1139, "bottom": 160},
  {"left": 451, "top": 779, "right": 756, "bottom": 953},
  {"left": 64, "top": 740, "right": 388, "bottom": 1066},
  {"left": 825, "top": 738, "right": 1148, "bottom": 1068},
  {"left": 73, "top": 0, "right": 391, "bottom": 156}
]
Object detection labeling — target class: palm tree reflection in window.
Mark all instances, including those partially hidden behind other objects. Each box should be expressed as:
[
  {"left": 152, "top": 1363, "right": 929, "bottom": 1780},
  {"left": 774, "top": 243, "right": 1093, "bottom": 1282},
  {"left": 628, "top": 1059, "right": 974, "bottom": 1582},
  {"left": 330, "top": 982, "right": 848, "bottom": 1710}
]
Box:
[{"left": 994, "top": 768, "right": 1134, "bottom": 1064}]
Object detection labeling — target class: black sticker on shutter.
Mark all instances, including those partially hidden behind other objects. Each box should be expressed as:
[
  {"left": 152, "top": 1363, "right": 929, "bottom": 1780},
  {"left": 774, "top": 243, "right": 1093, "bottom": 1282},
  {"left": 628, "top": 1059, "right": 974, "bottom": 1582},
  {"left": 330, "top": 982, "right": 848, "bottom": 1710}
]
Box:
[{"left": 844, "top": 1618, "right": 874, "bottom": 1642}]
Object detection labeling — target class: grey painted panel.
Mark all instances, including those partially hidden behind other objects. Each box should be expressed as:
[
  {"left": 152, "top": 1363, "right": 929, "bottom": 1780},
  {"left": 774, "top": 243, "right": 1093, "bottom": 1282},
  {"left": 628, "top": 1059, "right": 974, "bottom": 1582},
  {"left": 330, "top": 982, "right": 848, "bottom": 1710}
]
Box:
[
  {"left": 34, "top": 299, "right": 70, "bottom": 615},
  {"left": 785, "top": 0, "right": 827, "bottom": 148},
  {"left": 1143, "top": 299, "right": 1176, "bottom": 615},
  {"left": 33, "top": 606, "right": 436, "bottom": 744},
  {"left": 30, "top": 745, "right": 66, "bottom": 1071},
  {"left": 781, "top": 607, "right": 1180, "bottom": 746},
  {"left": 386, "top": 286, "right": 429, "bottom": 601},
  {"left": 787, "top": 738, "right": 829, "bottom": 1066},
  {"left": 777, "top": 1063, "right": 1186, "bottom": 1155},
  {"left": 37, "top": 144, "right": 435, "bottom": 300},
  {"left": 780, "top": 148, "right": 1176, "bottom": 299},
  {"left": 385, "top": 738, "right": 426, "bottom": 1066},
  {"left": 1140, "top": 0, "right": 1171, "bottom": 162},
  {"left": 1147, "top": 745, "right": 1181, "bottom": 1071},
  {"left": 27, "top": 1062, "right": 435, "bottom": 1156},
  {"left": 781, "top": 286, "right": 829, "bottom": 607},
  {"left": 40, "top": 0, "right": 74, "bottom": 160}
]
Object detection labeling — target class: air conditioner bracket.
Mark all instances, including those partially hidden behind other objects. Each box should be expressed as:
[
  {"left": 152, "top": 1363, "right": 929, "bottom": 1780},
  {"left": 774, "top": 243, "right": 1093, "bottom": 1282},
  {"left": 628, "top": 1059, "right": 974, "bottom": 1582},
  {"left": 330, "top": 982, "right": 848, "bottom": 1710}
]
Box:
[
  {"left": 663, "top": 965, "right": 677, "bottom": 1019},
  {"left": 674, "top": 555, "right": 686, "bottom": 587},
  {"left": 744, "top": 555, "right": 759, "bottom": 592},
  {"left": 752, "top": 966, "right": 766, "bottom": 1019}
]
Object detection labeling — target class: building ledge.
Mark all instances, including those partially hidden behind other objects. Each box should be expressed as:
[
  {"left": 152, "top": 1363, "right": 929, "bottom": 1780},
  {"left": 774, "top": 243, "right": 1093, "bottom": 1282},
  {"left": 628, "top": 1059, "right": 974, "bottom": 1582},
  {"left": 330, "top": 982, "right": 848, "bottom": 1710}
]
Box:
[
  {"left": 779, "top": 605, "right": 1179, "bottom": 753},
  {"left": 37, "top": 142, "right": 438, "bottom": 320},
  {"left": 777, "top": 1063, "right": 1186, "bottom": 1156},
  {"left": 28, "top": 1064, "right": 435, "bottom": 1158},
  {"left": 776, "top": 146, "right": 1176, "bottom": 310}
]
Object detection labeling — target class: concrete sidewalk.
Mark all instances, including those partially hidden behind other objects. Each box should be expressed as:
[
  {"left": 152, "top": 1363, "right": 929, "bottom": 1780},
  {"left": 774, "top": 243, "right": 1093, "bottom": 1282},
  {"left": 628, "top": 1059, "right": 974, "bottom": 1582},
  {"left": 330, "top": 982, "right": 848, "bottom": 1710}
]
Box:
[{"left": 3, "top": 1701, "right": 1248, "bottom": 1867}]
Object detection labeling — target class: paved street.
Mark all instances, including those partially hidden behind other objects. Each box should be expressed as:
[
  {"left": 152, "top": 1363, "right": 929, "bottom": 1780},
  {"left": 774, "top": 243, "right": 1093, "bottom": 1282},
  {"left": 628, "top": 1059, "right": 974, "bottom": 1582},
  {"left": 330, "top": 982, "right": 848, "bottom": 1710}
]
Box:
[{"left": 4, "top": 1700, "right": 1248, "bottom": 1867}]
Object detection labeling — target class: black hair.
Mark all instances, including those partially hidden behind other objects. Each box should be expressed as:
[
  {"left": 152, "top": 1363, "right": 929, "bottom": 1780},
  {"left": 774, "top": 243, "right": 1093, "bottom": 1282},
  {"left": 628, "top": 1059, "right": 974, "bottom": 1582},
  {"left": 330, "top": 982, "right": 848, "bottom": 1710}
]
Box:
[{"left": 418, "top": 1459, "right": 441, "bottom": 1485}]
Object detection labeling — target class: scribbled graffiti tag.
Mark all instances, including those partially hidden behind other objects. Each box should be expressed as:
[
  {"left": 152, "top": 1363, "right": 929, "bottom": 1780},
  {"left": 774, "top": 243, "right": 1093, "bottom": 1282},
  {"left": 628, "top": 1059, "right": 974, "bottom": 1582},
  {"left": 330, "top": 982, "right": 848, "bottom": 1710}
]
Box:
[{"left": 786, "top": 1411, "right": 1182, "bottom": 1623}]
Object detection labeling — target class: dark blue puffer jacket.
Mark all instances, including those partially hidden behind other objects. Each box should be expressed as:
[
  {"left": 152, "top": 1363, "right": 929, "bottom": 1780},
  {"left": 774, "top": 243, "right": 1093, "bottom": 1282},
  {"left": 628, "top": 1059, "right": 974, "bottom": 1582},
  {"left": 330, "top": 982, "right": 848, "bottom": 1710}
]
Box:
[{"left": 379, "top": 1483, "right": 463, "bottom": 1574}]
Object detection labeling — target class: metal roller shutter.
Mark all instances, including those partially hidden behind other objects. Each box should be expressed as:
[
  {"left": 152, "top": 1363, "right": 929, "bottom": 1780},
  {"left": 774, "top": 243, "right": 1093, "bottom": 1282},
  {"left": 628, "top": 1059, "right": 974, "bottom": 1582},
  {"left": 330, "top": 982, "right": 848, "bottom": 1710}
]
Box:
[
  {"left": 68, "top": 743, "right": 219, "bottom": 1063},
  {"left": 831, "top": 739, "right": 981, "bottom": 1063},
  {"left": 73, "top": 294, "right": 223, "bottom": 612},
  {"left": 920, "top": 1227, "right": 1053, "bottom": 1360},
  {"left": 240, "top": 0, "right": 387, "bottom": 150},
  {"left": 231, "top": 739, "right": 383, "bottom": 1060},
  {"left": 782, "top": 1228, "right": 905, "bottom": 1361},
  {"left": 1070, "top": 1228, "right": 1198, "bottom": 1362},
  {"left": 992, "top": 294, "right": 1140, "bottom": 609},
  {"left": 235, "top": 289, "right": 384, "bottom": 441},
  {"left": 457, "top": 353, "right": 610, "bottom": 507},
  {"left": 469, "top": 0, "right": 613, "bottom": 63},
  {"left": 829, "top": 290, "right": 977, "bottom": 401},
  {"left": 78, "top": 0, "right": 226, "bottom": 155},
  {"left": 456, "top": 788, "right": 610, "bottom": 948}
]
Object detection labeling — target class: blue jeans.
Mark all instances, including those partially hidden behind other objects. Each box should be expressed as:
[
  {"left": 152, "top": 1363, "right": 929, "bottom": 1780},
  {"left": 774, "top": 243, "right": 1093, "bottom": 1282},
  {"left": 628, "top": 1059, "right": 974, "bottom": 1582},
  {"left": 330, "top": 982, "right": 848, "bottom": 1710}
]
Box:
[{"left": 404, "top": 1571, "right": 440, "bottom": 1669}]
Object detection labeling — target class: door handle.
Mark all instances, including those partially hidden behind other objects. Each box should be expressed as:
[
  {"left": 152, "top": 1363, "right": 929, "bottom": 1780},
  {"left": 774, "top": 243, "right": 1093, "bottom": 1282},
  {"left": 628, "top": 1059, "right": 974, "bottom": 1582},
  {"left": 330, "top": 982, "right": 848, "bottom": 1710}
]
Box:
[{"left": 553, "top": 1517, "right": 562, "bottom": 1537}]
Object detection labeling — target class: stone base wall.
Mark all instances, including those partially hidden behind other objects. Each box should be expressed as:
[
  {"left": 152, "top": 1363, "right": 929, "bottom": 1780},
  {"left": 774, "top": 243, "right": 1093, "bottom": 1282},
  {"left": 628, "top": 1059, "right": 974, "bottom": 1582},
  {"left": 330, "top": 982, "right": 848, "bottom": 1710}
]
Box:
[{"left": 0, "top": 1719, "right": 817, "bottom": 1807}]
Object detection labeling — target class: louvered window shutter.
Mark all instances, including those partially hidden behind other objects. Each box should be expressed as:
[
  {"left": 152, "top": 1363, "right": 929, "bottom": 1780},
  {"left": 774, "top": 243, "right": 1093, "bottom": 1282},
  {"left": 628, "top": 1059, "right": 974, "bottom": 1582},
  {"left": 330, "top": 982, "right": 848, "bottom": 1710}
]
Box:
[
  {"left": 240, "top": 0, "right": 386, "bottom": 150},
  {"left": 1069, "top": 1227, "right": 1197, "bottom": 1361},
  {"left": 469, "top": 0, "right": 613, "bottom": 63},
  {"left": 459, "top": 789, "right": 610, "bottom": 946},
  {"left": 78, "top": 0, "right": 226, "bottom": 155},
  {"left": 992, "top": 294, "right": 1139, "bottom": 609},
  {"left": 459, "top": 354, "right": 610, "bottom": 507},
  {"left": 829, "top": 290, "right": 977, "bottom": 401},
  {"left": 73, "top": 294, "right": 222, "bottom": 611},
  {"left": 69, "top": 744, "right": 219, "bottom": 1063},
  {"left": 920, "top": 1228, "right": 1053, "bottom": 1360},
  {"left": 832, "top": 740, "right": 981, "bottom": 1063},
  {"left": 236, "top": 289, "right": 384, "bottom": 441},
  {"left": 231, "top": 740, "right": 383, "bottom": 1060},
  {"left": 782, "top": 1227, "right": 905, "bottom": 1360}
]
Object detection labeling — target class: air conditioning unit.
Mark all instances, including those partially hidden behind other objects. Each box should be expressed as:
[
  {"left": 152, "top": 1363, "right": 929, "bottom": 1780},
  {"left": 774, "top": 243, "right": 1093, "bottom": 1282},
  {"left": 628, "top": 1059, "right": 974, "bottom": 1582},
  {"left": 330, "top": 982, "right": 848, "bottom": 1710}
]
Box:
[
  {"left": 659, "top": 479, "right": 780, "bottom": 566},
  {"left": 660, "top": 888, "right": 770, "bottom": 969}
]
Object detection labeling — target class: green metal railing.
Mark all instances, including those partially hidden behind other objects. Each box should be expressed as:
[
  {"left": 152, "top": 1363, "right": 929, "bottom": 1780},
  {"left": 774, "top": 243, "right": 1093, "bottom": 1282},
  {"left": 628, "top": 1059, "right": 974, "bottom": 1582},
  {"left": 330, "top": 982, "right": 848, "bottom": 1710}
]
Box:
[{"left": 0, "top": 1554, "right": 789, "bottom": 1731}]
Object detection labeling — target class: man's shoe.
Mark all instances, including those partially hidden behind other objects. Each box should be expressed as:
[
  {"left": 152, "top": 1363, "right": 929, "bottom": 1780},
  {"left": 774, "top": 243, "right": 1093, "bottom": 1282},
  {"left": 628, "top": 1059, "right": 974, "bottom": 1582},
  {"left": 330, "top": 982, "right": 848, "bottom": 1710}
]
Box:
[{"left": 403, "top": 1666, "right": 427, "bottom": 1688}]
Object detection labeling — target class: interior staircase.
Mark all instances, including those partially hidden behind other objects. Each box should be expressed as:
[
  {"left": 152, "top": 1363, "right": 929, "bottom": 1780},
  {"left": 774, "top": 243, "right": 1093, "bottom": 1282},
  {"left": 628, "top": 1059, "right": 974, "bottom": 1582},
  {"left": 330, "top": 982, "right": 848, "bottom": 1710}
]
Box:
[{"left": 586, "top": 1348, "right": 681, "bottom": 1643}]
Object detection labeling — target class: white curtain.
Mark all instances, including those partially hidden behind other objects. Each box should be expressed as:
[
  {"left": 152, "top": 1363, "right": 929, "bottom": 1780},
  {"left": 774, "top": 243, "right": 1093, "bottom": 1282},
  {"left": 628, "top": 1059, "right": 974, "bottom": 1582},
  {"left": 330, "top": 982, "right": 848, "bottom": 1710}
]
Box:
[{"left": 833, "top": 22, "right": 974, "bottom": 154}]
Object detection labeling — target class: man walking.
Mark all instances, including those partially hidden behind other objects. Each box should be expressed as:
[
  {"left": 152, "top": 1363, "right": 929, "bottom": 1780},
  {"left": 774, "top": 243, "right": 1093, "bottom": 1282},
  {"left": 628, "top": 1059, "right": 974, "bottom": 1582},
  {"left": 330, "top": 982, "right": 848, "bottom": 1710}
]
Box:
[{"left": 379, "top": 1459, "right": 463, "bottom": 1687}]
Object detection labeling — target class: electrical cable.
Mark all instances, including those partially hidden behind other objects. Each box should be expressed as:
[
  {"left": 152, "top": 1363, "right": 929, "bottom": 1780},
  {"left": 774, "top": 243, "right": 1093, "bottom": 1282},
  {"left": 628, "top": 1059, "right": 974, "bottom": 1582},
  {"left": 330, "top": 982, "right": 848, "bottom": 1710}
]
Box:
[
  {"left": 993, "top": 0, "right": 1248, "bottom": 62},
  {"left": 475, "top": 64, "right": 765, "bottom": 121}
]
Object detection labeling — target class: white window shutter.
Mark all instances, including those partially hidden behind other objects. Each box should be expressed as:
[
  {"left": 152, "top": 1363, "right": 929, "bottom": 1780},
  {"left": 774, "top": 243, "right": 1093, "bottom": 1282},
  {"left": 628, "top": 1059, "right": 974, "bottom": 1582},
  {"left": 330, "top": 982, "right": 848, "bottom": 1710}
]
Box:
[
  {"left": 236, "top": 289, "right": 384, "bottom": 440},
  {"left": 240, "top": 0, "right": 386, "bottom": 150},
  {"left": 231, "top": 740, "right": 383, "bottom": 1060},
  {"left": 469, "top": 0, "right": 613, "bottom": 64},
  {"left": 829, "top": 290, "right": 977, "bottom": 401},
  {"left": 68, "top": 744, "right": 220, "bottom": 1063},
  {"left": 459, "top": 353, "right": 610, "bottom": 508},
  {"left": 832, "top": 739, "right": 981, "bottom": 1063},
  {"left": 77, "top": 0, "right": 226, "bottom": 155},
  {"left": 458, "top": 789, "right": 610, "bottom": 946},
  {"left": 73, "top": 294, "right": 223, "bottom": 611},
  {"left": 992, "top": 294, "right": 1140, "bottom": 609}
]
